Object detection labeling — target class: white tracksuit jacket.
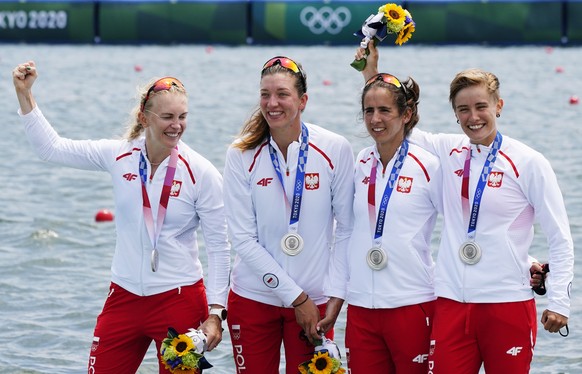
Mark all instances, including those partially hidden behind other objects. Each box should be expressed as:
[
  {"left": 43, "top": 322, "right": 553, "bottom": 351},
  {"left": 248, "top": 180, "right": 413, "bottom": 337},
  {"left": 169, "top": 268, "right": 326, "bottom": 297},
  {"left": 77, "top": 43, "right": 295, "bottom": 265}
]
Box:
[
  {"left": 20, "top": 106, "right": 230, "bottom": 306},
  {"left": 411, "top": 129, "right": 574, "bottom": 318},
  {"left": 325, "top": 142, "right": 442, "bottom": 308},
  {"left": 223, "top": 122, "right": 354, "bottom": 307}
]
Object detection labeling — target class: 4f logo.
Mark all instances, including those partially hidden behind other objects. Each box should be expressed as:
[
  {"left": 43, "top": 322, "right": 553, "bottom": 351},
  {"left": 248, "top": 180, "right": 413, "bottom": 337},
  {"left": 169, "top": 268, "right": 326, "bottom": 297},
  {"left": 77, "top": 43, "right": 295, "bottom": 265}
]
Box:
[
  {"left": 361, "top": 176, "right": 370, "bottom": 185},
  {"left": 506, "top": 346, "right": 523, "bottom": 356},
  {"left": 412, "top": 354, "right": 428, "bottom": 363},
  {"left": 123, "top": 173, "right": 137, "bottom": 181},
  {"left": 257, "top": 178, "right": 273, "bottom": 186}
]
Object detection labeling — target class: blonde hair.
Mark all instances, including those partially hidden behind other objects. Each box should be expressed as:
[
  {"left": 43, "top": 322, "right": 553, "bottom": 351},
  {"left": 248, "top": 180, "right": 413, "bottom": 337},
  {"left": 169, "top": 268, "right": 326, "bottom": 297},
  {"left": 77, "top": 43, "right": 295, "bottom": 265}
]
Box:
[
  {"left": 123, "top": 77, "right": 187, "bottom": 140},
  {"left": 449, "top": 68, "right": 500, "bottom": 109}
]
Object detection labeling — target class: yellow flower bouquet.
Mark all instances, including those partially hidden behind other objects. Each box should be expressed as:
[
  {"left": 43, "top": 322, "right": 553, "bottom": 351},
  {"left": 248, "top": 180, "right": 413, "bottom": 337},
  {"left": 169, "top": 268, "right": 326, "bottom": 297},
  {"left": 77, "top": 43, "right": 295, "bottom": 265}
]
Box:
[
  {"left": 298, "top": 336, "right": 345, "bottom": 374},
  {"left": 350, "top": 3, "right": 416, "bottom": 71},
  {"left": 160, "top": 327, "right": 213, "bottom": 373}
]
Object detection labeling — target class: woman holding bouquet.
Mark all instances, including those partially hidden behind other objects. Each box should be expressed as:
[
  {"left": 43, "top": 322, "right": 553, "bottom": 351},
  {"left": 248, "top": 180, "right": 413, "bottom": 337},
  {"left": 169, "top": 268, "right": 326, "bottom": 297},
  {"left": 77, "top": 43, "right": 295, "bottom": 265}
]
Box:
[
  {"left": 12, "top": 62, "right": 230, "bottom": 373},
  {"left": 222, "top": 56, "right": 354, "bottom": 373},
  {"left": 357, "top": 41, "right": 574, "bottom": 373},
  {"left": 318, "top": 65, "right": 442, "bottom": 372}
]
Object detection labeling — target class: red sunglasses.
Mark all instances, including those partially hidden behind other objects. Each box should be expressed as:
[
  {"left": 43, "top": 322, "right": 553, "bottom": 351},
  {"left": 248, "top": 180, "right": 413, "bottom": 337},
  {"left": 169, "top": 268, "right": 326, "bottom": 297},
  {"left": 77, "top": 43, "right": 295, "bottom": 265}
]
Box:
[
  {"left": 140, "top": 77, "right": 185, "bottom": 112},
  {"left": 365, "top": 73, "right": 403, "bottom": 89},
  {"left": 261, "top": 56, "right": 307, "bottom": 89}
]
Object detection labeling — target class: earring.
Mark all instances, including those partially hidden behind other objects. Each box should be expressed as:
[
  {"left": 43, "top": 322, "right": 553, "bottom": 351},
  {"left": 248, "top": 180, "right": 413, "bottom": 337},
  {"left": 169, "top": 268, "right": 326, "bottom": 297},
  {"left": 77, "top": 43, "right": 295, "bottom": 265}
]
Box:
[
  {"left": 496, "top": 113, "right": 500, "bottom": 118},
  {"left": 456, "top": 119, "right": 460, "bottom": 124}
]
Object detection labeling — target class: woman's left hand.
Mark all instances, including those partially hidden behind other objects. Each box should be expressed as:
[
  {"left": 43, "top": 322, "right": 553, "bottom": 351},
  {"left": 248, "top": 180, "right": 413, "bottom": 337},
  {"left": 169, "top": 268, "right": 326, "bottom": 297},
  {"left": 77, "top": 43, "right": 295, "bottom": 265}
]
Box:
[
  {"left": 316, "top": 297, "right": 344, "bottom": 335},
  {"left": 541, "top": 309, "right": 568, "bottom": 333},
  {"left": 199, "top": 316, "right": 223, "bottom": 351}
]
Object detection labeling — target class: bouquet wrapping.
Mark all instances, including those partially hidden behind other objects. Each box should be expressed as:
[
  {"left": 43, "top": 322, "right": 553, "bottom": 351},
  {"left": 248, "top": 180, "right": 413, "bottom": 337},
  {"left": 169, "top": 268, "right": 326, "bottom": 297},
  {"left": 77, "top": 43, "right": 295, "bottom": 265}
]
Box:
[
  {"left": 351, "top": 3, "right": 416, "bottom": 71},
  {"left": 160, "top": 327, "right": 213, "bottom": 373},
  {"left": 298, "top": 336, "right": 346, "bottom": 374}
]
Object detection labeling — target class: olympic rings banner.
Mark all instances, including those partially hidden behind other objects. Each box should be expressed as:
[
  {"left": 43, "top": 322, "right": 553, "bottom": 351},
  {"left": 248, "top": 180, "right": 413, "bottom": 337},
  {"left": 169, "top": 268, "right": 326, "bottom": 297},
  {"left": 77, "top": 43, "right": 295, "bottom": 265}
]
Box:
[
  {"left": 0, "top": 0, "right": 578, "bottom": 45},
  {"left": 250, "top": 0, "right": 565, "bottom": 45}
]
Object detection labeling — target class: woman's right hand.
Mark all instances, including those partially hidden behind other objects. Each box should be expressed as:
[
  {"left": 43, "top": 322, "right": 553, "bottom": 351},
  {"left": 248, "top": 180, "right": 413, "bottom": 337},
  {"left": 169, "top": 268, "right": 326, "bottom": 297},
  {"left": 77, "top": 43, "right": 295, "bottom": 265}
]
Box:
[
  {"left": 13, "top": 61, "right": 37, "bottom": 114},
  {"left": 13, "top": 61, "right": 37, "bottom": 90},
  {"left": 356, "top": 40, "right": 380, "bottom": 82}
]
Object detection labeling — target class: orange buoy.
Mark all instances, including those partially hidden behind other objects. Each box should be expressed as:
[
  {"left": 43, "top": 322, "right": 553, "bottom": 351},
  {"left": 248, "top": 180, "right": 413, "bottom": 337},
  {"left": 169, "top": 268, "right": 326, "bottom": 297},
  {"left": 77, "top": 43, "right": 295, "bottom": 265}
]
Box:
[
  {"left": 95, "top": 209, "right": 114, "bottom": 222},
  {"left": 570, "top": 96, "right": 579, "bottom": 105}
]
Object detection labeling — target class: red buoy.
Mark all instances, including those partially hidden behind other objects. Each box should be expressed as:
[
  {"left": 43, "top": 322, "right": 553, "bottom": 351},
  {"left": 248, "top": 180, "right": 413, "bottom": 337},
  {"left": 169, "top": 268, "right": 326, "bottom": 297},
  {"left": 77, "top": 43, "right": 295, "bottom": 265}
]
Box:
[
  {"left": 555, "top": 66, "right": 564, "bottom": 73},
  {"left": 95, "top": 209, "right": 114, "bottom": 222},
  {"left": 570, "top": 96, "right": 579, "bottom": 105}
]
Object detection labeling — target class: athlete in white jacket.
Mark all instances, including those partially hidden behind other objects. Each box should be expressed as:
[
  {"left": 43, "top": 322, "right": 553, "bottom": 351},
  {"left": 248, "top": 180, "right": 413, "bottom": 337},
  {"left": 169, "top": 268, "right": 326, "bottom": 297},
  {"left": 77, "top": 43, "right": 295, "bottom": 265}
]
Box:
[
  {"left": 223, "top": 56, "right": 354, "bottom": 374},
  {"left": 320, "top": 72, "right": 442, "bottom": 373},
  {"left": 13, "top": 62, "right": 230, "bottom": 373}
]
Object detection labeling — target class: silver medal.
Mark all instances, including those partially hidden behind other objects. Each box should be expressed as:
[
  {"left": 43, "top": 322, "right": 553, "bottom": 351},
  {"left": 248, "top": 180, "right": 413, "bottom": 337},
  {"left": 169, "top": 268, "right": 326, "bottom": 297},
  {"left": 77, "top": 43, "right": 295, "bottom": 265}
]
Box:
[
  {"left": 281, "top": 233, "right": 304, "bottom": 256},
  {"left": 151, "top": 248, "right": 159, "bottom": 272},
  {"left": 366, "top": 247, "right": 388, "bottom": 270},
  {"left": 459, "top": 241, "right": 482, "bottom": 265}
]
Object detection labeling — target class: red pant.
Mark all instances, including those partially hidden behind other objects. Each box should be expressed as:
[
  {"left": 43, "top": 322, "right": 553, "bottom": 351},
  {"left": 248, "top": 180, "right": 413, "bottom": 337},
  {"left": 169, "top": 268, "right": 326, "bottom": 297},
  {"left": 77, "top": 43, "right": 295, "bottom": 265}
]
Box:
[
  {"left": 345, "top": 302, "right": 435, "bottom": 373},
  {"left": 428, "top": 297, "right": 537, "bottom": 374},
  {"left": 88, "top": 281, "right": 207, "bottom": 373},
  {"left": 227, "top": 290, "right": 331, "bottom": 374}
]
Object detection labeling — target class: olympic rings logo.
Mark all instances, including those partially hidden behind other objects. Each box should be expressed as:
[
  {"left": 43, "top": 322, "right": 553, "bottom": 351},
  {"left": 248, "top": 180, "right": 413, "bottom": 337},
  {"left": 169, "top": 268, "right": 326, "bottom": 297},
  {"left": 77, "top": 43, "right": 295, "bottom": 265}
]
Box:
[{"left": 299, "top": 6, "right": 352, "bottom": 35}]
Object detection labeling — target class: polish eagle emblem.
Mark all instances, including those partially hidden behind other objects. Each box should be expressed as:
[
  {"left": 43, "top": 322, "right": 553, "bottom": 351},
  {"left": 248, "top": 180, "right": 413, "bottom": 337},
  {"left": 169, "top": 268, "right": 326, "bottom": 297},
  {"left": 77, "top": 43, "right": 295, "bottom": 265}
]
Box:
[
  {"left": 488, "top": 172, "right": 504, "bottom": 188},
  {"left": 397, "top": 176, "right": 413, "bottom": 193},
  {"left": 170, "top": 180, "right": 182, "bottom": 197},
  {"left": 305, "top": 173, "right": 320, "bottom": 190}
]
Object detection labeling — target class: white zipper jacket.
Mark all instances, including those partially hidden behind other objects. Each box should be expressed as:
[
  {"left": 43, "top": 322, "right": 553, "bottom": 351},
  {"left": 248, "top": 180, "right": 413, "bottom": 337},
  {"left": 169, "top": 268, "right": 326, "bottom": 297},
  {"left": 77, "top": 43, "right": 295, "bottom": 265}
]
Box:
[
  {"left": 20, "top": 106, "right": 230, "bottom": 306},
  {"left": 325, "top": 142, "right": 442, "bottom": 308},
  {"left": 410, "top": 129, "right": 574, "bottom": 317},
  {"left": 223, "top": 123, "right": 354, "bottom": 307}
]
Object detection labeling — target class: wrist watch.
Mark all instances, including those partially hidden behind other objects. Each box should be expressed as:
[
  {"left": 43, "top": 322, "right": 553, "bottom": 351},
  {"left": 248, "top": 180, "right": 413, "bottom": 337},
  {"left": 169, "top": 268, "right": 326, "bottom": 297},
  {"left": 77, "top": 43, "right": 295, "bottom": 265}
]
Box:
[{"left": 209, "top": 307, "right": 227, "bottom": 321}]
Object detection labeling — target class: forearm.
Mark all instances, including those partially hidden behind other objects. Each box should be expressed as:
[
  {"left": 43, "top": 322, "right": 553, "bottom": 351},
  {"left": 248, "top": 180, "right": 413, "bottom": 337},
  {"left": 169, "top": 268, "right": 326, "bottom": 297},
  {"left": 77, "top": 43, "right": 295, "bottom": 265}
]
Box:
[{"left": 16, "top": 88, "right": 36, "bottom": 115}]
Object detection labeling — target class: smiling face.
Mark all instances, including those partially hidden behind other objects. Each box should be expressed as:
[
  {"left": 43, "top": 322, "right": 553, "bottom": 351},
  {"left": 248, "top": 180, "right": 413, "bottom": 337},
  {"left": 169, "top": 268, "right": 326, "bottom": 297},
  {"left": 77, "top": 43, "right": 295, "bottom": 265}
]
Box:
[
  {"left": 453, "top": 83, "right": 503, "bottom": 145},
  {"left": 363, "top": 86, "right": 410, "bottom": 150},
  {"left": 140, "top": 92, "right": 188, "bottom": 157},
  {"left": 259, "top": 72, "right": 307, "bottom": 135}
]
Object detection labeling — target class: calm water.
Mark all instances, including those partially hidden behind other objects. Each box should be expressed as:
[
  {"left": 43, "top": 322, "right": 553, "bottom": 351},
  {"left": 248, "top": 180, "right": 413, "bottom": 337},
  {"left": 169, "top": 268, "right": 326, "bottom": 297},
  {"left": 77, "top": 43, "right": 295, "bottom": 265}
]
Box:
[{"left": 0, "top": 44, "right": 581, "bottom": 373}]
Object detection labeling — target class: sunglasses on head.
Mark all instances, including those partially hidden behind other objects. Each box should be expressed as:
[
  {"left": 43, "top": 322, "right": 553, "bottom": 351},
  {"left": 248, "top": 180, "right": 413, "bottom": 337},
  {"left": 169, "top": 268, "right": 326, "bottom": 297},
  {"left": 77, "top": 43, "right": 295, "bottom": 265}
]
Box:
[
  {"left": 140, "top": 77, "right": 185, "bottom": 112},
  {"left": 261, "top": 56, "right": 307, "bottom": 89},
  {"left": 365, "top": 73, "right": 404, "bottom": 90}
]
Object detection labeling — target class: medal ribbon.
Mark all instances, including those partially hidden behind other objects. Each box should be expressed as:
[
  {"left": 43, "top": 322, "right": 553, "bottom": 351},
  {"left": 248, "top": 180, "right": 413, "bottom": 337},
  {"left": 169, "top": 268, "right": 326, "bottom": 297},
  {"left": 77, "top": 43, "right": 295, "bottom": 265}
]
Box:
[
  {"left": 461, "top": 132, "right": 503, "bottom": 241},
  {"left": 367, "top": 140, "right": 409, "bottom": 247},
  {"left": 268, "top": 123, "right": 309, "bottom": 233},
  {"left": 139, "top": 147, "right": 179, "bottom": 251}
]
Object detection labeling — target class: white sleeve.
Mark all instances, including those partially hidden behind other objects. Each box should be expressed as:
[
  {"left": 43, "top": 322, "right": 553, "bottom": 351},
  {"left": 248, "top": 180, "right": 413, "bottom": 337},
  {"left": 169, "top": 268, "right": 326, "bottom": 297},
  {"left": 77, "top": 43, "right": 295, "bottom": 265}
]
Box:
[
  {"left": 197, "top": 164, "right": 231, "bottom": 307},
  {"left": 20, "top": 106, "right": 113, "bottom": 171},
  {"left": 323, "top": 138, "right": 355, "bottom": 300},
  {"left": 408, "top": 128, "right": 439, "bottom": 156},
  {"left": 524, "top": 154, "right": 574, "bottom": 317}
]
